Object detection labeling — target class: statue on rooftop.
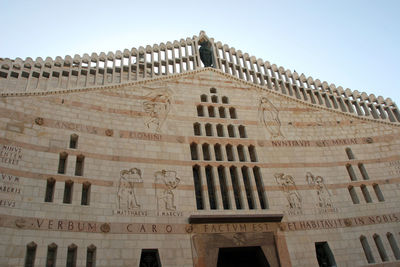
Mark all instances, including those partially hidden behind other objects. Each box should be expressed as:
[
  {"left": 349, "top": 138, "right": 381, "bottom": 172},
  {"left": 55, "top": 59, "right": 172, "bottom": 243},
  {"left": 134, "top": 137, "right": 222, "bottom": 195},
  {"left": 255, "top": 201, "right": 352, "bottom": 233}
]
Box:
[{"left": 198, "top": 31, "right": 214, "bottom": 68}]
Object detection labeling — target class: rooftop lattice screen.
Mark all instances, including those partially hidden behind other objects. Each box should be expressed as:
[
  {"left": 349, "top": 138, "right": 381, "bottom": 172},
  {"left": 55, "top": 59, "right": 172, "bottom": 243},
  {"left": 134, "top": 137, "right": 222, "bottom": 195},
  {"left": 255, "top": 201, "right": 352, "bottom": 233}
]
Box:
[{"left": 0, "top": 31, "right": 398, "bottom": 124}]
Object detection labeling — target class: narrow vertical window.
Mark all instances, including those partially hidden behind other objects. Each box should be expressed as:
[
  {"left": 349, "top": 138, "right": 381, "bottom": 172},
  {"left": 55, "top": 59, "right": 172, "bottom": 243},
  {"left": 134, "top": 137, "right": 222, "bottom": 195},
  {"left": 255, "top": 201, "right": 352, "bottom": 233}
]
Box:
[
  {"left": 229, "top": 166, "right": 242, "bottom": 209},
  {"left": 218, "top": 166, "right": 230, "bottom": 209},
  {"left": 315, "top": 242, "right": 337, "bottom": 267},
  {"left": 346, "top": 164, "right": 357, "bottom": 181},
  {"left": 348, "top": 185, "right": 359, "bottom": 204},
  {"left": 249, "top": 145, "right": 258, "bottom": 162},
  {"left": 205, "top": 165, "right": 217, "bottom": 209},
  {"left": 373, "top": 184, "right": 384, "bottom": 202},
  {"left": 24, "top": 242, "right": 37, "bottom": 267},
  {"left": 86, "top": 245, "right": 96, "bottom": 267},
  {"left": 345, "top": 147, "right": 355, "bottom": 159},
  {"left": 227, "top": 125, "right": 235, "bottom": 137},
  {"left": 238, "top": 125, "right": 246, "bottom": 138},
  {"left": 193, "top": 123, "right": 201, "bottom": 136},
  {"left": 193, "top": 165, "right": 204, "bottom": 210},
  {"left": 210, "top": 88, "right": 217, "bottom": 94},
  {"left": 75, "top": 155, "right": 84, "bottom": 176},
  {"left": 241, "top": 166, "right": 254, "bottom": 209},
  {"left": 200, "top": 94, "right": 208, "bottom": 102},
  {"left": 46, "top": 243, "right": 58, "bottom": 267},
  {"left": 81, "top": 182, "right": 91, "bottom": 205},
  {"left": 360, "top": 235, "right": 375, "bottom": 263},
  {"left": 360, "top": 184, "right": 372, "bottom": 203},
  {"left": 387, "top": 232, "right": 400, "bottom": 260},
  {"left": 214, "top": 144, "right": 223, "bottom": 161},
  {"left": 216, "top": 124, "right": 224, "bottom": 137},
  {"left": 190, "top": 143, "right": 198, "bottom": 160},
  {"left": 229, "top": 107, "right": 237, "bottom": 119},
  {"left": 218, "top": 107, "right": 226, "bottom": 118},
  {"left": 63, "top": 180, "right": 73, "bottom": 204},
  {"left": 237, "top": 145, "right": 246, "bottom": 162},
  {"left": 202, "top": 143, "right": 211, "bottom": 161},
  {"left": 373, "top": 234, "right": 389, "bottom": 262},
  {"left": 208, "top": 106, "right": 216, "bottom": 117},
  {"left": 222, "top": 96, "right": 229, "bottom": 104},
  {"left": 66, "top": 244, "right": 77, "bottom": 267},
  {"left": 197, "top": 105, "right": 204, "bottom": 117},
  {"left": 69, "top": 134, "right": 78, "bottom": 149},
  {"left": 358, "top": 163, "right": 369, "bottom": 180},
  {"left": 252, "top": 167, "right": 268, "bottom": 210},
  {"left": 205, "top": 123, "right": 213, "bottom": 136},
  {"left": 58, "top": 152, "right": 68, "bottom": 174},
  {"left": 45, "top": 178, "right": 56, "bottom": 202},
  {"left": 226, "top": 144, "right": 234, "bottom": 161},
  {"left": 211, "top": 95, "right": 218, "bottom": 103}
]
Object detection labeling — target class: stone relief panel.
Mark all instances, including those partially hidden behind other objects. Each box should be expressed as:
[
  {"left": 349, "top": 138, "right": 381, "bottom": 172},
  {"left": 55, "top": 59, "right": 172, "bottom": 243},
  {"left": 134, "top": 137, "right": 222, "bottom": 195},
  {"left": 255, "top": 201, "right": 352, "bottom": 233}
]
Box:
[
  {"left": 258, "top": 97, "right": 284, "bottom": 139},
  {"left": 154, "top": 170, "right": 180, "bottom": 213},
  {"left": 274, "top": 173, "right": 302, "bottom": 215},
  {"left": 306, "top": 172, "right": 337, "bottom": 213},
  {"left": 142, "top": 84, "right": 173, "bottom": 132},
  {"left": 116, "top": 168, "right": 143, "bottom": 210}
]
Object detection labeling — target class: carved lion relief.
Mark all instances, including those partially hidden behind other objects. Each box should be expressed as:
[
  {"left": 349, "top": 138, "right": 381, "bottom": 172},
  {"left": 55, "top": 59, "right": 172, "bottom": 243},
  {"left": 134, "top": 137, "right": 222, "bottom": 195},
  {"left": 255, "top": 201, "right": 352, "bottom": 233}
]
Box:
[
  {"left": 258, "top": 97, "right": 284, "bottom": 139},
  {"left": 117, "top": 168, "right": 143, "bottom": 210},
  {"left": 142, "top": 85, "right": 173, "bottom": 132},
  {"left": 154, "top": 170, "right": 180, "bottom": 211}
]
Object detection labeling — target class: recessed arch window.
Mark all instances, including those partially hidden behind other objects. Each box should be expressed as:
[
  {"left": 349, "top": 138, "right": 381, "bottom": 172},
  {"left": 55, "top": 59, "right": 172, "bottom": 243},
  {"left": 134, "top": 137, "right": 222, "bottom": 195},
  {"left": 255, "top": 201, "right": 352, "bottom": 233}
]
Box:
[
  {"left": 358, "top": 163, "right": 369, "bottom": 180},
  {"left": 346, "top": 164, "right": 357, "bottom": 181},
  {"left": 81, "top": 182, "right": 91, "bottom": 205},
  {"left": 229, "top": 166, "right": 242, "bottom": 209},
  {"left": 63, "top": 180, "right": 74, "bottom": 204},
  {"left": 208, "top": 106, "right": 216, "bottom": 117},
  {"left": 216, "top": 124, "right": 224, "bottom": 137},
  {"left": 45, "top": 178, "right": 56, "bottom": 202},
  {"left": 86, "top": 245, "right": 96, "bottom": 267},
  {"left": 253, "top": 166, "right": 268, "bottom": 209},
  {"left": 217, "top": 166, "right": 230, "bottom": 209},
  {"left": 387, "top": 232, "right": 400, "bottom": 260},
  {"left": 200, "top": 94, "right": 208, "bottom": 102},
  {"left": 214, "top": 144, "right": 223, "bottom": 161},
  {"left": 248, "top": 145, "right": 258, "bottom": 162},
  {"left": 192, "top": 165, "right": 204, "bottom": 210},
  {"left": 222, "top": 96, "right": 229, "bottom": 104},
  {"left": 218, "top": 106, "right": 226, "bottom": 118},
  {"left": 360, "top": 184, "right": 372, "bottom": 203},
  {"left": 226, "top": 144, "right": 234, "bottom": 161},
  {"left": 373, "top": 234, "right": 388, "bottom": 262},
  {"left": 66, "top": 244, "right": 77, "bottom": 267},
  {"left": 211, "top": 95, "right": 218, "bottom": 103},
  {"left": 24, "top": 242, "right": 37, "bottom": 267},
  {"left": 202, "top": 143, "right": 211, "bottom": 161},
  {"left": 345, "top": 147, "right": 355, "bottom": 159},
  {"left": 348, "top": 185, "right": 359, "bottom": 204},
  {"left": 197, "top": 105, "right": 204, "bottom": 117},
  {"left": 373, "top": 184, "right": 384, "bottom": 202},
  {"left": 75, "top": 155, "right": 85, "bottom": 176},
  {"left": 237, "top": 145, "right": 246, "bottom": 162},
  {"left": 190, "top": 143, "right": 199, "bottom": 160},
  {"left": 238, "top": 125, "right": 247, "bottom": 138},
  {"left": 58, "top": 152, "right": 68, "bottom": 174},
  {"left": 46, "top": 243, "right": 58, "bottom": 267},
  {"left": 205, "top": 165, "right": 217, "bottom": 209},
  {"left": 69, "top": 134, "right": 78, "bottom": 149},
  {"left": 360, "top": 235, "right": 375, "bottom": 264},
  {"left": 193, "top": 123, "right": 201, "bottom": 136},
  {"left": 210, "top": 87, "right": 217, "bottom": 94},
  {"left": 228, "top": 124, "right": 235, "bottom": 137},
  {"left": 229, "top": 107, "right": 237, "bottom": 119},
  {"left": 241, "top": 166, "right": 254, "bottom": 209},
  {"left": 205, "top": 123, "right": 213, "bottom": 136}
]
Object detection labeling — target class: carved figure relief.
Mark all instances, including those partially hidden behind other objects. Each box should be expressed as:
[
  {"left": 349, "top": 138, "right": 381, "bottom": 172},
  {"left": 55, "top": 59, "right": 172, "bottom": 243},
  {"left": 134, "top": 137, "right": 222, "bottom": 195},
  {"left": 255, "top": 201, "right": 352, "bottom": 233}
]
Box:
[
  {"left": 142, "top": 85, "right": 173, "bottom": 132},
  {"left": 198, "top": 31, "right": 214, "bottom": 67},
  {"left": 117, "top": 168, "right": 143, "bottom": 210},
  {"left": 306, "top": 172, "right": 336, "bottom": 213},
  {"left": 258, "top": 97, "right": 284, "bottom": 138},
  {"left": 154, "top": 170, "right": 180, "bottom": 211},
  {"left": 274, "top": 173, "right": 302, "bottom": 213}
]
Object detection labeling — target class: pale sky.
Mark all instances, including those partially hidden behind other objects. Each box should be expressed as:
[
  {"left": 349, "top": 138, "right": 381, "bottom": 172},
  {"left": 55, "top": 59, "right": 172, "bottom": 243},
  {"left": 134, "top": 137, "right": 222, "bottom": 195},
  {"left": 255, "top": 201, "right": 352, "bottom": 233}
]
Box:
[{"left": 1, "top": 0, "right": 399, "bottom": 104}]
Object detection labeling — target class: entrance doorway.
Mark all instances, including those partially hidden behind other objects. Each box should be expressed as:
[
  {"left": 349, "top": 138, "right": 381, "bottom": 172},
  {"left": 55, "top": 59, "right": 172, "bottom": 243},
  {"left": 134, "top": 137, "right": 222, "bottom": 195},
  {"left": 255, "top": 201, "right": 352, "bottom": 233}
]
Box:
[{"left": 217, "top": 246, "right": 270, "bottom": 267}]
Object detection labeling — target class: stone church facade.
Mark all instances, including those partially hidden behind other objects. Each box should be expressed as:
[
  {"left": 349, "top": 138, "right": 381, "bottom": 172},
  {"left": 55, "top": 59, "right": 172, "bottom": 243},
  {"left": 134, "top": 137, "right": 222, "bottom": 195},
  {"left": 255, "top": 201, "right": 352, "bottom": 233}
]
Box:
[{"left": 0, "top": 31, "right": 399, "bottom": 266}]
